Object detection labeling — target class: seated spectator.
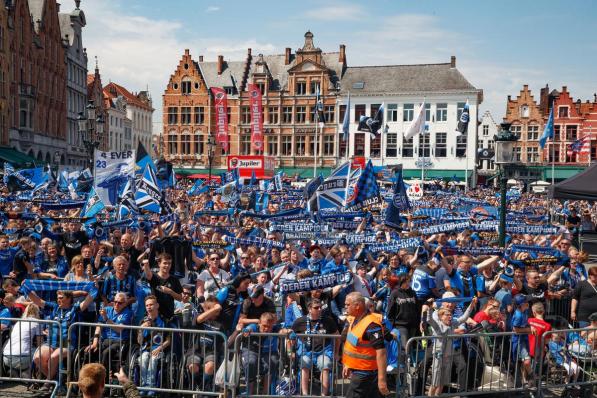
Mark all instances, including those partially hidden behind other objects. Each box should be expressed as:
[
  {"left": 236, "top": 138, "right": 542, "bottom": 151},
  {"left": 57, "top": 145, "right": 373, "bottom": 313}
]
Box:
[
  {"left": 2, "top": 303, "right": 42, "bottom": 378},
  {"left": 138, "top": 295, "right": 170, "bottom": 394},
  {"left": 238, "top": 285, "right": 276, "bottom": 328},
  {"left": 101, "top": 256, "right": 137, "bottom": 308}
]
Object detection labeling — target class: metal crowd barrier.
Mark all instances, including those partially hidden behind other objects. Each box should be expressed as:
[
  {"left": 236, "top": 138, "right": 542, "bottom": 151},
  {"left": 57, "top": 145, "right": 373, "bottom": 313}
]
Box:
[
  {"left": 537, "top": 327, "right": 597, "bottom": 397},
  {"left": 230, "top": 331, "right": 404, "bottom": 398},
  {"left": 405, "top": 330, "right": 533, "bottom": 398},
  {"left": 66, "top": 322, "right": 228, "bottom": 396},
  {"left": 0, "top": 317, "right": 63, "bottom": 396}
]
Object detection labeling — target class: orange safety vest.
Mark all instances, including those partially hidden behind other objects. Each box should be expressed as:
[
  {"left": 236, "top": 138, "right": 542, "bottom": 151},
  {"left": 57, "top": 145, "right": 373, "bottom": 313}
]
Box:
[{"left": 342, "top": 312, "right": 383, "bottom": 371}]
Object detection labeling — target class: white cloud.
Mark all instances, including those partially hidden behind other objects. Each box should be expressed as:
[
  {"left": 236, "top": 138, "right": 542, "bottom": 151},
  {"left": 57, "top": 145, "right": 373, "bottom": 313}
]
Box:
[
  {"left": 304, "top": 4, "right": 363, "bottom": 21},
  {"left": 206, "top": 6, "right": 220, "bottom": 13},
  {"left": 81, "top": 0, "right": 274, "bottom": 136}
]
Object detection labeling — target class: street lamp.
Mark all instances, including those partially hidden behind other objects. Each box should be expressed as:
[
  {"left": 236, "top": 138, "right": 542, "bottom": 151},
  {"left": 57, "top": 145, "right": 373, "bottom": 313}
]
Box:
[
  {"left": 494, "top": 122, "right": 519, "bottom": 247},
  {"left": 207, "top": 133, "right": 216, "bottom": 184},
  {"left": 51, "top": 150, "right": 61, "bottom": 181},
  {"left": 77, "top": 100, "right": 105, "bottom": 172}
]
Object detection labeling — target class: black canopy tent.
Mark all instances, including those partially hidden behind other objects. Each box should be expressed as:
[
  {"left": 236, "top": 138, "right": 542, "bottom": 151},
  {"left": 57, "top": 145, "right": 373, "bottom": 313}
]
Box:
[{"left": 549, "top": 164, "right": 597, "bottom": 201}]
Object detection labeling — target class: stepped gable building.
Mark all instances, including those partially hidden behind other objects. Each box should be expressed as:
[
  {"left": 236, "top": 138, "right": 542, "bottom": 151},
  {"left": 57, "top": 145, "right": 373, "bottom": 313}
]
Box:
[
  {"left": 338, "top": 56, "right": 482, "bottom": 182},
  {"left": 86, "top": 62, "right": 108, "bottom": 151},
  {"left": 8, "top": 0, "right": 67, "bottom": 162},
  {"left": 104, "top": 81, "right": 153, "bottom": 151},
  {"left": 163, "top": 31, "right": 345, "bottom": 174},
  {"left": 59, "top": 0, "right": 88, "bottom": 167}
]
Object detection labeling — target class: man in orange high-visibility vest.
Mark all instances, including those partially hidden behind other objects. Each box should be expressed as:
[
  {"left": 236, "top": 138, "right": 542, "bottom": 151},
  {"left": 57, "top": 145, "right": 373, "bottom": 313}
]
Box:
[{"left": 342, "top": 292, "right": 390, "bottom": 398}]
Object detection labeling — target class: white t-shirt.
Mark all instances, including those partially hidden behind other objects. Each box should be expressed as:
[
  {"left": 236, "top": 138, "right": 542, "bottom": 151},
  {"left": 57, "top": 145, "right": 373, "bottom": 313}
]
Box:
[
  {"left": 198, "top": 268, "right": 230, "bottom": 297},
  {"left": 3, "top": 318, "right": 42, "bottom": 357}
]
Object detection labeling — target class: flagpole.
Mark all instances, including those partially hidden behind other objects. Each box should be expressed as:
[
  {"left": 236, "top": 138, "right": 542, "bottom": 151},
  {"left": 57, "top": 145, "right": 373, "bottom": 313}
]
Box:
[{"left": 314, "top": 116, "right": 318, "bottom": 179}]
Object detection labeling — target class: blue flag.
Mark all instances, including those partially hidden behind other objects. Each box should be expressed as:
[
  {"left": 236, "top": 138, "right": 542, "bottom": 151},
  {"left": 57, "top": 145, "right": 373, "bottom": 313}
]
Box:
[
  {"left": 456, "top": 100, "right": 470, "bottom": 136},
  {"left": 5, "top": 166, "right": 49, "bottom": 193},
  {"left": 135, "top": 164, "right": 161, "bottom": 214},
  {"left": 342, "top": 93, "right": 351, "bottom": 142},
  {"left": 539, "top": 106, "right": 554, "bottom": 150},
  {"left": 315, "top": 161, "right": 351, "bottom": 210},
  {"left": 346, "top": 160, "right": 380, "bottom": 209},
  {"left": 385, "top": 166, "right": 410, "bottom": 229},
  {"left": 188, "top": 179, "right": 208, "bottom": 196},
  {"left": 357, "top": 103, "right": 384, "bottom": 138},
  {"left": 81, "top": 187, "right": 105, "bottom": 218},
  {"left": 274, "top": 172, "right": 283, "bottom": 192},
  {"left": 136, "top": 142, "right": 156, "bottom": 175},
  {"left": 249, "top": 170, "right": 257, "bottom": 187}
]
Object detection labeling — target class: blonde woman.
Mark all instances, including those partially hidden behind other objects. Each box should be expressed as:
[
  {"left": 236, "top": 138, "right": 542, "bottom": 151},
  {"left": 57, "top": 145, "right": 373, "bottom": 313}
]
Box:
[
  {"left": 65, "top": 255, "right": 97, "bottom": 319},
  {"left": 3, "top": 304, "right": 43, "bottom": 377}
]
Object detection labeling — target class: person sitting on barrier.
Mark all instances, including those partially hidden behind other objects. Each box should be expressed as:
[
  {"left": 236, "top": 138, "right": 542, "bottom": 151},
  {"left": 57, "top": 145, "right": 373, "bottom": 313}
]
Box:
[
  {"left": 236, "top": 312, "right": 283, "bottom": 395},
  {"left": 3, "top": 303, "right": 42, "bottom": 378},
  {"left": 426, "top": 296, "right": 477, "bottom": 397},
  {"left": 290, "top": 298, "right": 339, "bottom": 396},
  {"left": 183, "top": 295, "right": 224, "bottom": 391},
  {"left": 86, "top": 292, "right": 134, "bottom": 375},
  {"left": 29, "top": 288, "right": 95, "bottom": 388},
  {"left": 548, "top": 332, "right": 580, "bottom": 384},
  {"left": 511, "top": 294, "right": 535, "bottom": 387},
  {"left": 137, "top": 295, "right": 170, "bottom": 395},
  {"left": 101, "top": 255, "right": 137, "bottom": 308}
]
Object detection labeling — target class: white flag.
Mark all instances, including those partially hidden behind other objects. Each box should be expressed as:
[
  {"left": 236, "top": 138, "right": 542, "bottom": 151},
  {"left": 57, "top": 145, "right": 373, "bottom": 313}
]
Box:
[{"left": 404, "top": 101, "right": 426, "bottom": 139}]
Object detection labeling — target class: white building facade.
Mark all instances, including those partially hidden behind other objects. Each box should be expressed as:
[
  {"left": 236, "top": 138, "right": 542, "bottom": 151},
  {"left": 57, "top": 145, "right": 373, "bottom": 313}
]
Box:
[
  {"left": 337, "top": 57, "right": 482, "bottom": 185},
  {"left": 59, "top": 3, "right": 88, "bottom": 167},
  {"left": 105, "top": 95, "right": 133, "bottom": 152},
  {"left": 477, "top": 110, "right": 499, "bottom": 181}
]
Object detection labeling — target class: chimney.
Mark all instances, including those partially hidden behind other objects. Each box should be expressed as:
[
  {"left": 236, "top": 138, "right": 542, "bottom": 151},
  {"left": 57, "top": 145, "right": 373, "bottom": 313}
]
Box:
[
  {"left": 523, "top": 84, "right": 528, "bottom": 90},
  {"left": 450, "top": 55, "right": 456, "bottom": 68},
  {"left": 184, "top": 49, "right": 189, "bottom": 56},
  {"left": 285, "top": 48, "right": 291, "bottom": 65},
  {"left": 339, "top": 44, "right": 346, "bottom": 63},
  {"left": 507, "top": 95, "right": 511, "bottom": 102},
  {"left": 198, "top": 55, "right": 203, "bottom": 62},
  {"left": 217, "top": 55, "right": 224, "bottom": 75},
  {"left": 562, "top": 86, "right": 567, "bottom": 92},
  {"left": 247, "top": 48, "right": 252, "bottom": 56},
  {"left": 594, "top": 93, "right": 597, "bottom": 102}
]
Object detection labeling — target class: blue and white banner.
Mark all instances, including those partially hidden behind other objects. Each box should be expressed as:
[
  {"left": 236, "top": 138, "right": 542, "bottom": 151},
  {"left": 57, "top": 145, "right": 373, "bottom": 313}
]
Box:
[
  {"left": 270, "top": 223, "right": 330, "bottom": 233},
  {"left": 135, "top": 163, "right": 161, "bottom": 214},
  {"left": 345, "top": 234, "right": 378, "bottom": 244},
  {"left": 418, "top": 221, "right": 471, "bottom": 235},
  {"left": 367, "top": 237, "right": 422, "bottom": 253},
  {"left": 223, "top": 235, "right": 285, "bottom": 249},
  {"left": 93, "top": 150, "right": 135, "bottom": 206},
  {"left": 506, "top": 225, "right": 559, "bottom": 235},
  {"left": 81, "top": 187, "right": 105, "bottom": 218},
  {"left": 280, "top": 271, "right": 352, "bottom": 294}
]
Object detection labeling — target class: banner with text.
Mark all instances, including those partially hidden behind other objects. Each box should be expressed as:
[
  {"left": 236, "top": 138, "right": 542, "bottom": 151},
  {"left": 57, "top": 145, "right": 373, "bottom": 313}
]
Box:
[
  {"left": 93, "top": 150, "right": 135, "bottom": 206},
  {"left": 248, "top": 84, "right": 264, "bottom": 153},
  {"left": 211, "top": 87, "right": 229, "bottom": 152}
]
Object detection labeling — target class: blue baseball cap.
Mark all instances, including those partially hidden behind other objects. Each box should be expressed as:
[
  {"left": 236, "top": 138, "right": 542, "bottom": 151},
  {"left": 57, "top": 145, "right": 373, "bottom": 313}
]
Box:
[{"left": 514, "top": 294, "right": 528, "bottom": 306}]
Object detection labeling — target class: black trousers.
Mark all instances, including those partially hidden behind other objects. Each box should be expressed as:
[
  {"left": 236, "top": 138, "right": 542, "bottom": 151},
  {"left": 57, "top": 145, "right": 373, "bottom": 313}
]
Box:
[{"left": 346, "top": 371, "right": 382, "bottom": 398}]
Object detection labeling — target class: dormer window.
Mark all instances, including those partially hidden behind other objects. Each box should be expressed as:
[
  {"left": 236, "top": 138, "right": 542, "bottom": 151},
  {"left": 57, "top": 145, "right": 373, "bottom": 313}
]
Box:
[
  {"left": 520, "top": 105, "right": 529, "bottom": 118},
  {"left": 181, "top": 77, "right": 192, "bottom": 95},
  {"left": 558, "top": 106, "right": 569, "bottom": 118}
]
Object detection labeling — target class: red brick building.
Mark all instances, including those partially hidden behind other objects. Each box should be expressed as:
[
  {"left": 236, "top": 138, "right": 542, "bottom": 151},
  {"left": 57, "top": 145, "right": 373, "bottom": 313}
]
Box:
[
  {"left": 86, "top": 64, "right": 109, "bottom": 152},
  {"left": 163, "top": 31, "right": 344, "bottom": 174}
]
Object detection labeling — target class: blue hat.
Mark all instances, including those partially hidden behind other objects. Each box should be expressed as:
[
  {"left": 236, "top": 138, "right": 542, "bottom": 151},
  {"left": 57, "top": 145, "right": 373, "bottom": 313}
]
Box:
[
  {"left": 499, "top": 274, "right": 513, "bottom": 283},
  {"left": 514, "top": 294, "right": 528, "bottom": 306}
]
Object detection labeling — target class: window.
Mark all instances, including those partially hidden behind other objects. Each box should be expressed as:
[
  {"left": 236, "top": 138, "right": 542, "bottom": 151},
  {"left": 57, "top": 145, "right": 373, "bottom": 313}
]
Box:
[
  {"left": 387, "top": 104, "right": 398, "bottom": 122},
  {"left": 224, "top": 87, "right": 235, "bottom": 95},
  {"left": 554, "top": 125, "right": 561, "bottom": 141},
  {"left": 226, "top": 107, "right": 231, "bottom": 124},
  {"left": 194, "top": 107, "right": 204, "bottom": 124},
  {"left": 268, "top": 106, "right": 279, "bottom": 124},
  {"left": 483, "top": 125, "right": 489, "bottom": 136},
  {"left": 309, "top": 106, "right": 318, "bottom": 123},
  {"left": 425, "top": 103, "right": 431, "bottom": 122},
  {"left": 310, "top": 81, "right": 320, "bottom": 95},
  {"left": 527, "top": 147, "right": 539, "bottom": 163},
  {"left": 565, "top": 125, "right": 577, "bottom": 141},
  {"left": 181, "top": 77, "right": 192, "bottom": 95},
  {"left": 281, "top": 136, "right": 292, "bottom": 156},
  {"left": 456, "top": 135, "right": 467, "bottom": 157},
  {"left": 296, "top": 81, "right": 307, "bottom": 95},
  {"left": 549, "top": 145, "right": 560, "bottom": 163},
  {"left": 402, "top": 137, "right": 414, "bottom": 157},
  {"left": 339, "top": 104, "right": 347, "bottom": 123},
  {"left": 339, "top": 136, "right": 348, "bottom": 158},
  {"left": 520, "top": 105, "right": 529, "bottom": 118},
  {"left": 510, "top": 124, "right": 522, "bottom": 138},
  {"left": 354, "top": 104, "right": 366, "bottom": 122},
  {"left": 371, "top": 104, "right": 382, "bottom": 118},
  {"left": 527, "top": 125, "right": 539, "bottom": 140},
  {"left": 514, "top": 147, "right": 521, "bottom": 162},
  {"left": 167, "top": 134, "right": 177, "bottom": 154},
  {"left": 241, "top": 106, "right": 250, "bottom": 124},
  {"left": 324, "top": 105, "right": 335, "bottom": 124},
  {"left": 282, "top": 107, "right": 292, "bottom": 123},
  {"left": 323, "top": 135, "right": 334, "bottom": 156},
  {"left": 181, "top": 134, "right": 191, "bottom": 154},
  {"left": 295, "top": 106, "right": 307, "bottom": 123},
  {"left": 241, "top": 133, "right": 251, "bottom": 155},
  {"left": 167, "top": 107, "right": 178, "bottom": 124},
  {"left": 435, "top": 132, "right": 447, "bottom": 157},
  {"left": 354, "top": 133, "right": 365, "bottom": 156},
  {"left": 19, "top": 98, "right": 33, "bottom": 129},
  {"left": 488, "top": 140, "right": 495, "bottom": 149},
  {"left": 436, "top": 103, "right": 448, "bottom": 122},
  {"left": 371, "top": 133, "right": 381, "bottom": 158},
  {"left": 418, "top": 134, "right": 430, "bottom": 157},
  {"left": 267, "top": 136, "right": 278, "bottom": 156},
  {"left": 592, "top": 141, "right": 597, "bottom": 162},
  {"left": 457, "top": 102, "right": 466, "bottom": 119},
  {"left": 386, "top": 133, "right": 397, "bottom": 157},
  {"left": 257, "top": 82, "right": 266, "bottom": 95},
  {"left": 180, "top": 107, "right": 191, "bottom": 124},
  {"left": 558, "top": 106, "right": 569, "bottom": 118},
  {"left": 194, "top": 133, "right": 204, "bottom": 154},
  {"left": 403, "top": 104, "right": 414, "bottom": 122},
  {"left": 296, "top": 136, "right": 306, "bottom": 156}
]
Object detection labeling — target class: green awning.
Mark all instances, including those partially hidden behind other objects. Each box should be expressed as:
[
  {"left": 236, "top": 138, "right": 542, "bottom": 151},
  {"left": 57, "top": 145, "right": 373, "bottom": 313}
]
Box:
[
  {"left": 403, "top": 169, "right": 472, "bottom": 180},
  {"left": 0, "top": 147, "right": 38, "bottom": 168},
  {"left": 279, "top": 167, "right": 333, "bottom": 177},
  {"left": 174, "top": 168, "right": 223, "bottom": 176},
  {"left": 543, "top": 167, "right": 585, "bottom": 181}
]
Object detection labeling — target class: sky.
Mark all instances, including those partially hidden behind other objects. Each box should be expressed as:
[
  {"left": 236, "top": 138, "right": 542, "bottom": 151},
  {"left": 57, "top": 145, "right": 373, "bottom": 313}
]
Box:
[{"left": 77, "top": 0, "right": 597, "bottom": 133}]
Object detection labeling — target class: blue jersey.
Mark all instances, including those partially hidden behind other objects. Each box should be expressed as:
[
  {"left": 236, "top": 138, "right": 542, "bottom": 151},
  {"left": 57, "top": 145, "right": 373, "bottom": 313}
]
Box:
[
  {"left": 511, "top": 309, "right": 529, "bottom": 357},
  {"left": 141, "top": 316, "right": 166, "bottom": 351},
  {"left": 102, "top": 273, "right": 137, "bottom": 303},
  {"left": 0, "top": 247, "right": 18, "bottom": 276},
  {"left": 100, "top": 306, "right": 133, "bottom": 341},
  {"left": 411, "top": 266, "right": 436, "bottom": 299},
  {"left": 44, "top": 301, "right": 81, "bottom": 349}
]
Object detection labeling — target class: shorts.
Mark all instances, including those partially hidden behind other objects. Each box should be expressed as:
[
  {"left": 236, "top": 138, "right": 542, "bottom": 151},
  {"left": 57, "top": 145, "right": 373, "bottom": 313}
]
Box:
[
  {"left": 184, "top": 350, "right": 215, "bottom": 367},
  {"left": 3, "top": 355, "right": 31, "bottom": 370},
  {"left": 515, "top": 345, "right": 530, "bottom": 361},
  {"left": 300, "top": 351, "right": 333, "bottom": 371}
]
